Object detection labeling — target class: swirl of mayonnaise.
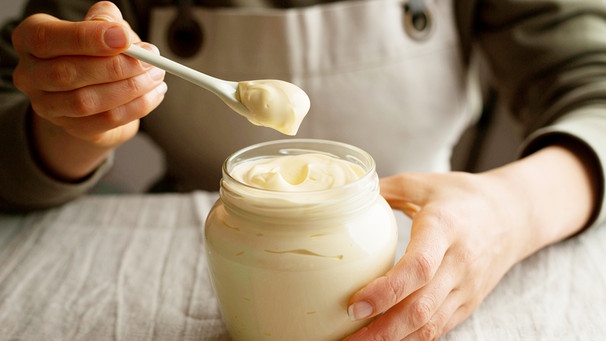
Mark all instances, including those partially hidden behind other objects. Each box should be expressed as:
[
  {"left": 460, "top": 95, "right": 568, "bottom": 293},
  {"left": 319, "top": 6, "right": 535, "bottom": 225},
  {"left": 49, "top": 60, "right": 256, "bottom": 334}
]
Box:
[
  {"left": 230, "top": 153, "right": 365, "bottom": 192},
  {"left": 237, "top": 80, "right": 311, "bottom": 136}
]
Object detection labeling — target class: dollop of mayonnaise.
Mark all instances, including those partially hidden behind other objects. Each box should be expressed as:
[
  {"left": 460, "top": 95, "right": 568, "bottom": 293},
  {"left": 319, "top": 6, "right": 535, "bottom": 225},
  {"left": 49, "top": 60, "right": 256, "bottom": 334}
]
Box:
[
  {"left": 237, "top": 80, "right": 311, "bottom": 136},
  {"left": 230, "top": 153, "right": 365, "bottom": 192}
]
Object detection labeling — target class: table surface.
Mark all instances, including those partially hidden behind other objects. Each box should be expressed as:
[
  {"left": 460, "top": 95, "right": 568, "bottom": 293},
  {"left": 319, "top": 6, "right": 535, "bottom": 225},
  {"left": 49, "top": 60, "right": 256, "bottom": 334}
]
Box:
[{"left": 0, "top": 193, "right": 605, "bottom": 340}]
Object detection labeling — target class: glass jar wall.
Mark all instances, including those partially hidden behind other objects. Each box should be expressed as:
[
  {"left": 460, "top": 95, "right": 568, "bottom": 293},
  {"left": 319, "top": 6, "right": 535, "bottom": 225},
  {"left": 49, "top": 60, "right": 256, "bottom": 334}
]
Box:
[{"left": 204, "top": 139, "right": 398, "bottom": 341}]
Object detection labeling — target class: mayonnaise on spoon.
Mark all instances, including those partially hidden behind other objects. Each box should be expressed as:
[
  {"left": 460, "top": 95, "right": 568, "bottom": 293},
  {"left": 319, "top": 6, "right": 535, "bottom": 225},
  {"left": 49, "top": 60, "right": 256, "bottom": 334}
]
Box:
[
  {"left": 123, "top": 45, "right": 310, "bottom": 135},
  {"left": 237, "top": 80, "right": 310, "bottom": 135}
]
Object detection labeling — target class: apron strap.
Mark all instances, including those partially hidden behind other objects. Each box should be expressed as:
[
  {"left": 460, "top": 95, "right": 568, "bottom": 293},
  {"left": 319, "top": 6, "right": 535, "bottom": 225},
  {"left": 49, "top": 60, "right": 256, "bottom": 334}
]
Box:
[{"left": 163, "top": 0, "right": 434, "bottom": 57}]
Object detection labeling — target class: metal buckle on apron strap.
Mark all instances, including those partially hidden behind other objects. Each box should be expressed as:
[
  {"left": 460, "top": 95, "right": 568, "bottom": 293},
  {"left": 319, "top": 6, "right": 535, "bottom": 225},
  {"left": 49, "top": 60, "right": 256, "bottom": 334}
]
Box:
[
  {"left": 168, "top": 0, "right": 204, "bottom": 58},
  {"left": 403, "top": 0, "right": 433, "bottom": 41}
]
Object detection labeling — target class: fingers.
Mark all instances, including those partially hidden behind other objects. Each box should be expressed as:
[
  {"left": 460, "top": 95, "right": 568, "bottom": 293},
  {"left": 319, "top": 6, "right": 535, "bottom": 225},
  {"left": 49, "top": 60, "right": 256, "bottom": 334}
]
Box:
[
  {"left": 11, "top": 0, "right": 156, "bottom": 102},
  {"left": 402, "top": 291, "right": 467, "bottom": 341},
  {"left": 348, "top": 172, "right": 520, "bottom": 340},
  {"left": 345, "top": 248, "right": 463, "bottom": 341},
  {"left": 346, "top": 233, "right": 474, "bottom": 341},
  {"left": 15, "top": 44, "right": 160, "bottom": 93},
  {"left": 10, "top": 0, "right": 166, "bottom": 140},
  {"left": 49, "top": 81, "right": 168, "bottom": 144},
  {"left": 29, "top": 55, "right": 165, "bottom": 117},
  {"left": 347, "top": 281, "right": 460, "bottom": 341},
  {"left": 348, "top": 211, "right": 450, "bottom": 321}
]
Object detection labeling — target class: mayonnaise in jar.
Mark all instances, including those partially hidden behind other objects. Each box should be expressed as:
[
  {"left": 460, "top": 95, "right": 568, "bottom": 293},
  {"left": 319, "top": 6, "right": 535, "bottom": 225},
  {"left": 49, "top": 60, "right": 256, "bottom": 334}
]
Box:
[{"left": 204, "top": 139, "right": 398, "bottom": 341}]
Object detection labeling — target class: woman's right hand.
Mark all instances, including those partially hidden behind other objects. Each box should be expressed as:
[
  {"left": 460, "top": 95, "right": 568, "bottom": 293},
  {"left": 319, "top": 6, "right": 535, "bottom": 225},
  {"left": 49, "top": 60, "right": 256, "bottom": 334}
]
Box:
[{"left": 11, "top": 1, "right": 166, "bottom": 180}]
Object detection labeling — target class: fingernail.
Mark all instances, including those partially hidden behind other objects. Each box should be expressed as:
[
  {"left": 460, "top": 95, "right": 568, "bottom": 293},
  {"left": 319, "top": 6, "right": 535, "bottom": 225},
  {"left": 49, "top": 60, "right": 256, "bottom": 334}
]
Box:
[
  {"left": 155, "top": 82, "right": 168, "bottom": 95},
  {"left": 104, "top": 27, "right": 128, "bottom": 48},
  {"left": 88, "top": 15, "right": 113, "bottom": 22},
  {"left": 149, "top": 68, "right": 165, "bottom": 81},
  {"left": 348, "top": 301, "right": 373, "bottom": 321},
  {"left": 142, "top": 44, "right": 160, "bottom": 55}
]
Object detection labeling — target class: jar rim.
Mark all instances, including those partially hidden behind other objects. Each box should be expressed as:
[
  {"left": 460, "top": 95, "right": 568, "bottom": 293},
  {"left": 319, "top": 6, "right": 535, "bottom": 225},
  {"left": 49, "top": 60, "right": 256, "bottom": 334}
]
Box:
[{"left": 221, "top": 138, "right": 377, "bottom": 195}]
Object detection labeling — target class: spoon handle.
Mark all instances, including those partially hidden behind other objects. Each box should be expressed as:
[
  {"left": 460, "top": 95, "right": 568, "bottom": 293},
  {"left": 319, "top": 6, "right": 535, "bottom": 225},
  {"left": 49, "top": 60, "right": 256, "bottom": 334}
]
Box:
[{"left": 123, "top": 44, "right": 237, "bottom": 96}]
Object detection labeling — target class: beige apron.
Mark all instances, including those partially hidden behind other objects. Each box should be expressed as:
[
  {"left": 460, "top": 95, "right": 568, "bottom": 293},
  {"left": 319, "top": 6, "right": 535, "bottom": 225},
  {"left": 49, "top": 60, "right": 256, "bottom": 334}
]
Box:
[{"left": 144, "top": 0, "right": 472, "bottom": 191}]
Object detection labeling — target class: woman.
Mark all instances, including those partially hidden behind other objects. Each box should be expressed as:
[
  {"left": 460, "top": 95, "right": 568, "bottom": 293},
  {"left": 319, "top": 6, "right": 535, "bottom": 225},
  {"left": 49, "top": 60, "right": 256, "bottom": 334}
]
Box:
[{"left": 1, "top": 0, "right": 605, "bottom": 339}]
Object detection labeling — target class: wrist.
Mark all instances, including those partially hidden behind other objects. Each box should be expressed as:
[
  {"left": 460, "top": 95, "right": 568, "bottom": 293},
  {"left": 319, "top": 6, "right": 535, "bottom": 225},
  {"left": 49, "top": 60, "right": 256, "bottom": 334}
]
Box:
[
  {"left": 29, "top": 111, "right": 114, "bottom": 182},
  {"left": 483, "top": 145, "right": 595, "bottom": 259}
]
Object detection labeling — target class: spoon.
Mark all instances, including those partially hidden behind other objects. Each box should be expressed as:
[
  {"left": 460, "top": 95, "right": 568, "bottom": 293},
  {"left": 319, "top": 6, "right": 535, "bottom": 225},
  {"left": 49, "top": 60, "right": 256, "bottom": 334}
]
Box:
[
  {"left": 123, "top": 44, "right": 248, "bottom": 116},
  {"left": 123, "top": 44, "right": 310, "bottom": 135}
]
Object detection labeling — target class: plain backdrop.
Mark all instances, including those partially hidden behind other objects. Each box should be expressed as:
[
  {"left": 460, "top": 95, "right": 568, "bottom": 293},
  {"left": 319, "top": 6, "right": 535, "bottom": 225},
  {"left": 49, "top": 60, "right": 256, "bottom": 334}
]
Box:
[{"left": 1, "top": 0, "right": 22, "bottom": 20}]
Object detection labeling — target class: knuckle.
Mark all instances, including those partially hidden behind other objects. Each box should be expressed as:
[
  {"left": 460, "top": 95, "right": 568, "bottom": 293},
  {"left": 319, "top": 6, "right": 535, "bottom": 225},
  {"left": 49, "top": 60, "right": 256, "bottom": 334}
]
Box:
[
  {"left": 456, "top": 245, "right": 479, "bottom": 269},
  {"left": 123, "top": 76, "right": 143, "bottom": 95},
  {"left": 410, "top": 298, "right": 433, "bottom": 328},
  {"left": 104, "top": 111, "right": 122, "bottom": 127},
  {"left": 355, "top": 321, "right": 398, "bottom": 341},
  {"left": 107, "top": 56, "right": 126, "bottom": 80},
  {"left": 30, "top": 91, "right": 59, "bottom": 118},
  {"left": 101, "top": 107, "right": 128, "bottom": 128},
  {"left": 418, "top": 320, "right": 439, "bottom": 341},
  {"left": 48, "top": 61, "right": 77, "bottom": 88},
  {"left": 412, "top": 251, "right": 437, "bottom": 283},
  {"left": 12, "top": 65, "right": 29, "bottom": 92},
  {"left": 458, "top": 301, "right": 476, "bottom": 318},
  {"left": 384, "top": 275, "right": 406, "bottom": 306},
  {"left": 370, "top": 332, "right": 389, "bottom": 341},
  {"left": 427, "top": 207, "right": 456, "bottom": 234},
  {"left": 29, "top": 21, "right": 50, "bottom": 54},
  {"left": 12, "top": 14, "right": 49, "bottom": 54},
  {"left": 72, "top": 89, "right": 99, "bottom": 115},
  {"left": 74, "top": 24, "right": 90, "bottom": 51}
]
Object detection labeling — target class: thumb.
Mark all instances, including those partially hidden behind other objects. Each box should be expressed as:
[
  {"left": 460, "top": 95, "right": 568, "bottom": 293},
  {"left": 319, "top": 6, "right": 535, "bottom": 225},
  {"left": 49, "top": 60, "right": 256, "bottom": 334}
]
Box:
[
  {"left": 84, "top": 1, "right": 126, "bottom": 23},
  {"left": 85, "top": 1, "right": 136, "bottom": 49},
  {"left": 12, "top": 13, "right": 130, "bottom": 58}
]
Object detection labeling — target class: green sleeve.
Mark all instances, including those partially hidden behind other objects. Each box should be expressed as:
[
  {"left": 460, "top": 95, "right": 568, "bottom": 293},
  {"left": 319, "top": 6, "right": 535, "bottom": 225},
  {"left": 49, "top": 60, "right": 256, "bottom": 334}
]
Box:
[
  {"left": 0, "top": 1, "right": 115, "bottom": 213},
  {"left": 471, "top": 0, "right": 606, "bottom": 227},
  {"left": 0, "top": 93, "right": 113, "bottom": 213}
]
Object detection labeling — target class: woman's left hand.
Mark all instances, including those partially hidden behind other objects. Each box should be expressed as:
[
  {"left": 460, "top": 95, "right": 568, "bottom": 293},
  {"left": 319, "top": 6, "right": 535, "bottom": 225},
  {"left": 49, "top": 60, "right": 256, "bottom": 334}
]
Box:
[
  {"left": 344, "top": 171, "right": 532, "bottom": 340},
  {"left": 344, "top": 145, "right": 594, "bottom": 340}
]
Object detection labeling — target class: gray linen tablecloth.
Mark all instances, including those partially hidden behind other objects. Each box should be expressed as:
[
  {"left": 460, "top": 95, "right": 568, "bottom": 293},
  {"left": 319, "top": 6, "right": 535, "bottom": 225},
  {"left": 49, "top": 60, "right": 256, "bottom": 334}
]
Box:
[{"left": 0, "top": 193, "right": 604, "bottom": 340}]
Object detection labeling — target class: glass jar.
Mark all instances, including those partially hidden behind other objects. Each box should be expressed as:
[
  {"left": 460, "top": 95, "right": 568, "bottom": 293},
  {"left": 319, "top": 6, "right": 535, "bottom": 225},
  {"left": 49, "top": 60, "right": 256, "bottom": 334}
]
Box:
[{"left": 204, "top": 139, "right": 398, "bottom": 341}]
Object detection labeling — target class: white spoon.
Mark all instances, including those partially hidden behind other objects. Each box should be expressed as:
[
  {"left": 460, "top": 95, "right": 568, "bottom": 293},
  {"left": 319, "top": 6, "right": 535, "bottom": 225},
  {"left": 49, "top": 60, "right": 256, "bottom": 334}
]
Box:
[
  {"left": 123, "top": 44, "right": 310, "bottom": 135},
  {"left": 123, "top": 44, "right": 247, "bottom": 115}
]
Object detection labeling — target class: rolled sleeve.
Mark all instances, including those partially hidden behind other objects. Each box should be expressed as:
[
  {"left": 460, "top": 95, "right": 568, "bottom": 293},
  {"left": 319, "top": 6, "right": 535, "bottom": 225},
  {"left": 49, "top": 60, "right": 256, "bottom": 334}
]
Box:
[
  {"left": 473, "top": 0, "right": 606, "bottom": 229},
  {"left": 0, "top": 94, "right": 112, "bottom": 213},
  {"left": 519, "top": 106, "right": 606, "bottom": 228}
]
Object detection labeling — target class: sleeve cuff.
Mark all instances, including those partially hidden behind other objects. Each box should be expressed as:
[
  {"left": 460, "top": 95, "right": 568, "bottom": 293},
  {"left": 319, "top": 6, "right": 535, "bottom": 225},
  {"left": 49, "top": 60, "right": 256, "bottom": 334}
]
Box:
[
  {"left": 518, "top": 106, "right": 606, "bottom": 229},
  {"left": 0, "top": 95, "right": 112, "bottom": 212}
]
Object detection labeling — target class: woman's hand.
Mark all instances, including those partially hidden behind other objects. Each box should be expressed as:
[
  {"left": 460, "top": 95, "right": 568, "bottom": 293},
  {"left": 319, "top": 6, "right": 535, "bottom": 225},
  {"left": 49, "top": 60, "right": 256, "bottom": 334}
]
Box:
[
  {"left": 345, "top": 145, "right": 595, "bottom": 340},
  {"left": 11, "top": 1, "right": 166, "bottom": 180}
]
